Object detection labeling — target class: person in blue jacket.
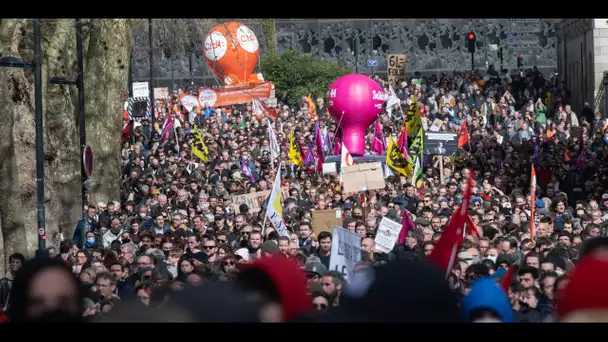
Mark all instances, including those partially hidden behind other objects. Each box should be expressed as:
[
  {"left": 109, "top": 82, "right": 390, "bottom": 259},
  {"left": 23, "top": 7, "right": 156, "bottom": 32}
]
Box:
[
  {"left": 73, "top": 206, "right": 100, "bottom": 248},
  {"left": 462, "top": 277, "right": 514, "bottom": 323}
]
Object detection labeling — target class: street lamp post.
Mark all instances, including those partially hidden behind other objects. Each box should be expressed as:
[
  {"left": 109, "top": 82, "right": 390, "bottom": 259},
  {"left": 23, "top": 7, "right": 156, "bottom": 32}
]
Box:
[
  {"left": 49, "top": 18, "right": 87, "bottom": 248},
  {"left": 0, "top": 19, "right": 47, "bottom": 257}
]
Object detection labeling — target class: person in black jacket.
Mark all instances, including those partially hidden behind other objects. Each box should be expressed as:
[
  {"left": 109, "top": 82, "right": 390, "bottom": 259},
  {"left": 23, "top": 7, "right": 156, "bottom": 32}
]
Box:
[
  {"left": 0, "top": 253, "right": 26, "bottom": 311},
  {"left": 515, "top": 286, "right": 544, "bottom": 322},
  {"left": 109, "top": 262, "right": 134, "bottom": 300}
]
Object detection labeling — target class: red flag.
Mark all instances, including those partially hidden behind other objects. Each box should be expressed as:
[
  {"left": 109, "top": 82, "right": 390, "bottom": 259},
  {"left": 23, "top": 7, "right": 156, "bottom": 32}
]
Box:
[
  {"left": 333, "top": 128, "right": 342, "bottom": 155},
  {"left": 457, "top": 121, "right": 469, "bottom": 148},
  {"left": 296, "top": 136, "right": 306, "bottom": 164},
  {"left": 530, "top": 165, "right": 536, "bottom": 240},
  {"left": 500, "top": 265, "right": 516, "bottom": 294},
  {"left": 371, "top": 120, "right": 386, "bottom": 155},
  {"left": 465, "top": 215, "right": 482, "bottom": 240},
  {"left": 121, "top": 120, "right": 132, "bottom": 144},
  {"left": 427, "top": 170, "right": 473, "bottom": 278},
  {"left": 397, "top": 209, "right": 416, "bottom": 246},
  {"left": 563, "top": 143, "right": 571, "bottom": 162},
  {"left": 395, "top": 120, "right": 408, "bottom": 157},
  {"left": 576, "top": 138, "right": 585, "bottom": 169}
]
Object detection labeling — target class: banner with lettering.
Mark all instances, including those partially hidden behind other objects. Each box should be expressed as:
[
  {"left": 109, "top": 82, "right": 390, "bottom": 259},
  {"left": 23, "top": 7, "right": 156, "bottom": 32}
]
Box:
[{"left": 329, "top": 227, "right": 362, "bottom": 282}]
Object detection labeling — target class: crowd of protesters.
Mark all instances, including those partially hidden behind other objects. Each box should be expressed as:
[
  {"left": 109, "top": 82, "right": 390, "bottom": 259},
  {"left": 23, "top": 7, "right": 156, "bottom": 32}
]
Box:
[{"left": 3, "top": 63, "right": 608, "bottom": 323}]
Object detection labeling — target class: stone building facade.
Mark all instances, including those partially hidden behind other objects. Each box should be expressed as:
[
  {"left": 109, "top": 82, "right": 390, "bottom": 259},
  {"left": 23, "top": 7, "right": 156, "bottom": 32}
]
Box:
[
  {"left": 557, "top": 19, "right": 608, "bottom": 113},
  {"left": 132, "top": 19, "right": 560, "bottom": 89}
]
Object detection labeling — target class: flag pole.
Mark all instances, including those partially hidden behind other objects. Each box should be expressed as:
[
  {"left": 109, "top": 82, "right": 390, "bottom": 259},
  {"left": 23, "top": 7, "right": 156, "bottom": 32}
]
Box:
[
  {"left": 324, "top": 111, "right": 345, "bottom": 159},
  {"left": 262, "top": 163, "right": 282, "bottom": 236}
]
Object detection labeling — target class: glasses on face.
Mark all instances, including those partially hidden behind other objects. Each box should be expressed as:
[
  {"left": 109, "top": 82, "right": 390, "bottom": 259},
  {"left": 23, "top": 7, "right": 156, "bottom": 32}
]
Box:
[
  {"left": 306, "top": 273, "right": 320, "bottom": 280},
  {"left": 223, "top": 260, "right": 235, "bottom": 266},
  {"left": 242, "top": 231, "right": 251, "bottom": 236},
  {"left": 203, "top": 245, "right": 216, "bottom": 250},
  {"left": 312, "top": 303, "right": 328, "bottom": 310},
  {"left": 217, "top": 239, "right": 227, "bottom": 244}
]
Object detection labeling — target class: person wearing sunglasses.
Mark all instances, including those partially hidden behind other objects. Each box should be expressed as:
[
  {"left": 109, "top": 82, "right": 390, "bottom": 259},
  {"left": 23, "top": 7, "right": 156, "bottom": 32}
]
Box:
[{"left": 311, "top": 291, "right": 331, "bottom": 312}]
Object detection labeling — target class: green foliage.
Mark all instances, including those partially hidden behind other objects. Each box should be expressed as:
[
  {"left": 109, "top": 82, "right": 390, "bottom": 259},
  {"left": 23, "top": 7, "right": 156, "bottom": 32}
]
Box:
[{"left": 260, "top": 50, "right": 351, "bottom": 106}]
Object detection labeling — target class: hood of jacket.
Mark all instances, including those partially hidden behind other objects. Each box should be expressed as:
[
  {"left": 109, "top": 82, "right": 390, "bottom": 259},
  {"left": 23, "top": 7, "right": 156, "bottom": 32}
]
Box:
[
  {"left": 462, "top": 277, "right": 514, "bottom": 322},
  {"left": 242, "top": 256, "right": 310, "bottom": 322}
]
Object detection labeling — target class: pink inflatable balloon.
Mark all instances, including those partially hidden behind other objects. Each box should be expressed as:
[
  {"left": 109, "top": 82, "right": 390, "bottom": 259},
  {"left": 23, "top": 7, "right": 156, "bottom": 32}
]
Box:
[{"left": 327, "top": 74, "right": 384, "bottom": 156}]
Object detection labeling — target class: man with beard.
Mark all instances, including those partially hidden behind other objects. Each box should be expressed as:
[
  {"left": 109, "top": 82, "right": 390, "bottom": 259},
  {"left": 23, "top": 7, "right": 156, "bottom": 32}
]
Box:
[
  {"left": 109, "top": 262, "right": 133, "bottom": 300},
  {"left": 102, "top": 218, "right": 124, "bottom": 248},
  {"left": 297, "top": 222, "right": 315, "bottom": 256},
  {"left": 321, "top": 271, "right": 345, "bottom": 307},
  {"left": 248, "top": 231, "right": 263, "bottom": 261},
  {"left": 313, "top": 232, "right": 332, "bottom": 269}
]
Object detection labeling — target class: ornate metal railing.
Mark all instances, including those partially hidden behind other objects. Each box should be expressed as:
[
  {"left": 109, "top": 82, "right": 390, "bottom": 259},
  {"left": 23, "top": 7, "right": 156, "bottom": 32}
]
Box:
[{"left": 131, "top": 19, "right": 559, "bottom": 89}]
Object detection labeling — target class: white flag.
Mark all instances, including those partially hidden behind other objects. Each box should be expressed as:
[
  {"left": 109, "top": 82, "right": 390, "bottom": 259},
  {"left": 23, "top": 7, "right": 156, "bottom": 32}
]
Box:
[
  {"left": 266, "top": 170, "right": 289, "bottom": 237},
  {"left": 268, "top": 123, "right": 280, "bottom": 160},
  {"left": 386, "top": 85, "right": 400, "bottom": 117},
  {"left": 340, "top": 143, "right": 355, "bottom": 186}
]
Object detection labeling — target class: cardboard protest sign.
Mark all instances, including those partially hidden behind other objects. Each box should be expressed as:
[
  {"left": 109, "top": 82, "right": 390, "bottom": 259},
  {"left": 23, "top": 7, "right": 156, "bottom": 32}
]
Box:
[
  {"left": 387, "top": 54, "right": 407, "bottom": 87},
  {"left": 311, "top": 209, "right": 342, "bottom": 237},
  {"left": 232, "top": 190, "right": 271, "bottom": 213}
]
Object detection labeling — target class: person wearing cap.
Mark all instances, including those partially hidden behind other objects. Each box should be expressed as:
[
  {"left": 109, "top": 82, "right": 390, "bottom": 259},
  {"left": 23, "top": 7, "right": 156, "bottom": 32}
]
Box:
[{"left": 259, "top": 241, "right": 280, "bottom": 258}]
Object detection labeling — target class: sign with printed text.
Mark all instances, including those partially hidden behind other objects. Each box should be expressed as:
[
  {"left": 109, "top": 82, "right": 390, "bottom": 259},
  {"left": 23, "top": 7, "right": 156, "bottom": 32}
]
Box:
[
  {"left": 367, "top": 59, "right": 377, "bottom": 67},
  {"left": 132, "top": 82, "right": 150, "bottom": 98},
  {"left": 232, "top": 190, "right": 271, "bottom": 214},
  {"left": 374, "top": 217, "right": 402, "bottom": 254},
  {"left": 329, "top": 227, "right": 362, "bottom": 282},
  {"left": 387, "top": 54, "right": 407, "bottom": 87}
]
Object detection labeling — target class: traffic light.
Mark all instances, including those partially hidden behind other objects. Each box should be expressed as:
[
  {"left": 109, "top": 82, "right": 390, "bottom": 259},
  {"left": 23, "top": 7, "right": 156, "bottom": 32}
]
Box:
[
  {"left": 517, "top": 54, "right": 524, "bottom": 68},
  {"left": 467, "top": 33, "right": 476, "bottom": 53}
]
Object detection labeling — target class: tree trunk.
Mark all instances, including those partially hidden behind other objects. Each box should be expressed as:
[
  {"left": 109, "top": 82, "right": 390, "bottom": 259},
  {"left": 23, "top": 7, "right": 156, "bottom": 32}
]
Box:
[
  {"left": 0, "top": 19, "right": 131, "bottom": 261},
  {"left": 262, "top": 19, "right": 277, "bottom": 55},
  {"left": 84, "top": 19, "right": 132, "bottom": 206}
]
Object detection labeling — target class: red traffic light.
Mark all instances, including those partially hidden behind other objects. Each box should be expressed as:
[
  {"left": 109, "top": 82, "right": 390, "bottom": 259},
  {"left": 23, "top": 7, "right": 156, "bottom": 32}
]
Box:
[
  {"left": 467, "top": 33, "right": 475, "bottom": 40},
  {"left": 519, "top": 54, "right": 524, "bottom": 58}
]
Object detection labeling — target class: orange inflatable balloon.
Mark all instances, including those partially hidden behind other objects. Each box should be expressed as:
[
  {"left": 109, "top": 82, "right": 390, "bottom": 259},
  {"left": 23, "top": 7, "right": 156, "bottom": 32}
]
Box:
[{"left": 203, "top": 22, "right": 264, "bottom": 86}]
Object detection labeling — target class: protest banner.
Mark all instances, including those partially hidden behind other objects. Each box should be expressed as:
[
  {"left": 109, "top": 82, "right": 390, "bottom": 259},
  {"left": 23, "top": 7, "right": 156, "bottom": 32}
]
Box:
[
  {"left": 198, "top": 82, "right": 273, "bottom": 108},
  {"left": 329, "top": 227, "right": 362, "bottom": 282},
  {"left": 374, "top": 217, "right": 402, "bottom": 254},
  {"left": 311, "top": 209, "right": 342, "bottom": 237},
  {"left": 231, "top": 190, "right": 271, "bottom": 214},
  {"left": 153, "top": 87, "right": 169, "bottom": 100}
]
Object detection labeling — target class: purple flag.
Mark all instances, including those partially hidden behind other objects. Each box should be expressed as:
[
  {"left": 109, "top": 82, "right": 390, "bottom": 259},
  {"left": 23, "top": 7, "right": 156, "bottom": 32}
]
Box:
[
  {"left": 304, "top": 142, "right": 315, "bottom": 166},
  {"left": 241, "top": 157, "right": 256, "bottom": 183},
  {"left": 159, "top": 117, "right": 174, "bottom": 143},
  {"left": 314, "top": 121, "right": 325, "bottom": 171}
]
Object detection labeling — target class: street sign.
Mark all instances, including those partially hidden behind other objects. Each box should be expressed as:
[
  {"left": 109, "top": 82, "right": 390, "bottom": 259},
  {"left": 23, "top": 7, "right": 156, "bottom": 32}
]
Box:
[
  {"left": 507, "top": 36, "right": 539, "bottom": 45},
  {"left": 367, "top": 59, "right": 378, "bottom": 67},
  {"left": 83, "top": 146, "right": 94, "bottom": 178}
]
